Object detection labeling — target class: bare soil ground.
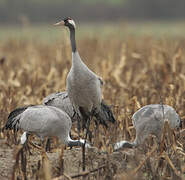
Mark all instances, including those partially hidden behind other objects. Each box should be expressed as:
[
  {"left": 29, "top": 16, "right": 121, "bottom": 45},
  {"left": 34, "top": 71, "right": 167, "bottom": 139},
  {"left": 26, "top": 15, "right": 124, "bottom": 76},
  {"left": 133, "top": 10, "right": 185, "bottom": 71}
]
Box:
[{"left": 0, "top": 138, "right": 136, "bottom": 179}]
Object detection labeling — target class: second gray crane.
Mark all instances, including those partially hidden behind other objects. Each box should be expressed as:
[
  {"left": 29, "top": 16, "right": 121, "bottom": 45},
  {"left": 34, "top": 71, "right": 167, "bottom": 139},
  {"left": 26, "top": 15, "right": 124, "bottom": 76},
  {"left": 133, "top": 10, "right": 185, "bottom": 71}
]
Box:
[
  {"left": 114, "top": 104, "right": 182, "bottom": 151},
  {"left": 43, "top": 91, "right": 116, "bottom": 129}
]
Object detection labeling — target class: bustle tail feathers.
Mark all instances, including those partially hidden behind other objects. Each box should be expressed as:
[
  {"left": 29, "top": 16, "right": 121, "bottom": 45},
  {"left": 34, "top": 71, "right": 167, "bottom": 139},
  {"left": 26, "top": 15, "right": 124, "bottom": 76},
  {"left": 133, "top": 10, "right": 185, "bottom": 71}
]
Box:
[
  {"left": 94, "top": 101, "right": 116, "bottom": 128},
  {"left": 5, "top": 105, "right": 34, "bottom": 131}
]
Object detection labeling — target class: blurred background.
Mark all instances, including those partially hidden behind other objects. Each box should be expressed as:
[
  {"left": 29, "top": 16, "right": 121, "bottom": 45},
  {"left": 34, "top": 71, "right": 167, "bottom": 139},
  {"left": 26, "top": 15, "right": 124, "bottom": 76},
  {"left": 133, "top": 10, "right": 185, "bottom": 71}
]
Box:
[
  {"left": 1, "top": 0, "right": 185, "bottom": 23},
  {"left": 0, "top": 0, "right": 185, "bottom": 40}
]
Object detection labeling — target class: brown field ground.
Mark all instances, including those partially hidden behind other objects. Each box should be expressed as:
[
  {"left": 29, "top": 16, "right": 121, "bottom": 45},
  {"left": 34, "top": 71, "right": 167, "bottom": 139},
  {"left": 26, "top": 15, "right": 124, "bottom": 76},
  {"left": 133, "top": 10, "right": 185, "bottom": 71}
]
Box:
[{"left": 0, "top": 28, "right": 185, "bottom": 179}]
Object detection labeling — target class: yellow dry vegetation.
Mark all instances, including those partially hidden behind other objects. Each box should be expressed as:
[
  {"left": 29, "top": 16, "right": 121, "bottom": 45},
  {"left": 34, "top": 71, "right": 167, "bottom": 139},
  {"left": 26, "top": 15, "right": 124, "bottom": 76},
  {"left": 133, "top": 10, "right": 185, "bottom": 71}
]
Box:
[{"left": 0, "top": 35, "right": 185, "bottom": 179}]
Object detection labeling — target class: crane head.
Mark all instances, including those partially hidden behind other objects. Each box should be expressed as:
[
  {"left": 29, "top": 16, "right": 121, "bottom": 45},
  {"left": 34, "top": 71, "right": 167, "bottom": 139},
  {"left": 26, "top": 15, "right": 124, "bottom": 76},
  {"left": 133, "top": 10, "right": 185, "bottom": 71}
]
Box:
[{"left": 54, "top": 17, "right": 76, "bottom": 29}]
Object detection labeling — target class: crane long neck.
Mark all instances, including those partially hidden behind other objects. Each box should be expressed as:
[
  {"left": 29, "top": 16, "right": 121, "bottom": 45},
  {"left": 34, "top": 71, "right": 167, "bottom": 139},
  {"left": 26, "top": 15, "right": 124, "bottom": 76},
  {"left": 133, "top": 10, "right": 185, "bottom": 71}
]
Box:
[
  {"left": 67, "top": 139, "right": 83, "bottom": 147},
  {"left": 69, "top": 27, "right": 77, "bottom": 53}
]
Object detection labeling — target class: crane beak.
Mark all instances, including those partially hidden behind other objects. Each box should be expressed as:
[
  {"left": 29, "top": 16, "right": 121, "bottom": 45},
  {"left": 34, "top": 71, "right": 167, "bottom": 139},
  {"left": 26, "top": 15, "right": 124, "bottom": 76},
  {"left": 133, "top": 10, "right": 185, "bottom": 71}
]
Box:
[{"left": 53, "top": 20, "right": 65, "bottom": 26}]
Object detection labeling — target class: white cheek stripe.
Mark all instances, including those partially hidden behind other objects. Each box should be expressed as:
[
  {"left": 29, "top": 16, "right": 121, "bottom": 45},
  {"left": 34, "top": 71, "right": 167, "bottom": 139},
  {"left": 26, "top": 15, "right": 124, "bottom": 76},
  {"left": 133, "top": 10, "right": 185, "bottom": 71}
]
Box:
[{"left": 68, "top": 20, "right": 76, "bottom": 28}]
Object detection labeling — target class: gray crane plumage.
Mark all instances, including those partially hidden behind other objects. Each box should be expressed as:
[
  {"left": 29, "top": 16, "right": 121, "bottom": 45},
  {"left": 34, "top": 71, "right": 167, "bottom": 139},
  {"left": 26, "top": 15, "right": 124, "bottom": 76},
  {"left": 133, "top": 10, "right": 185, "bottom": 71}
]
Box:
[
  {"left": 42, "top": 91, "right": 116, "bottom": 128},
  {"left": 5, "top": 105, "right": 89, "bottom": 147},
  {"left": 54, "top": 17, "right": 103, "bottom": 125},
  {"left": 43, "top": 92, "right": 75, "bottom": 121},
  {"left": 67, "top": 51, "right": 103, "bottom": 118},
  {"left": 114, "top": 104, "right": 182, "bottom": 151},
  {"left": 132, "top": 104, "right": 181, "bottom": 129}
]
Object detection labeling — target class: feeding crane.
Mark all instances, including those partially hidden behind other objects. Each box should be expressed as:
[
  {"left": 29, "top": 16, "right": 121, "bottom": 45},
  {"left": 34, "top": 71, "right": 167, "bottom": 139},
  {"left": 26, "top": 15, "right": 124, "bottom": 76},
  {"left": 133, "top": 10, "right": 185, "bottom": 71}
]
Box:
[
  {"left": 5, "top": 105, "right": 90, "bottom": 148},
  {"left": 114, "top": 104, "right": 182, "bottom": 151}
]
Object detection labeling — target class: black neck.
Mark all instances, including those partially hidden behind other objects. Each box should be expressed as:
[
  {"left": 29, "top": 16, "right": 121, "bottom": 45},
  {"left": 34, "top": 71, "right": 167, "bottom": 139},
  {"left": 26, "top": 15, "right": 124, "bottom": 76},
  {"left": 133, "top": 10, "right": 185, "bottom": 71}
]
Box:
[
  {"left": 68, "top": 140, "right": 82, "bottom": 148},
  {"left": 69, "top": 27, "right": 77, "bottom": 53},
  {"left": 122, "top": 142, "right": 135, "bottom": 148}
]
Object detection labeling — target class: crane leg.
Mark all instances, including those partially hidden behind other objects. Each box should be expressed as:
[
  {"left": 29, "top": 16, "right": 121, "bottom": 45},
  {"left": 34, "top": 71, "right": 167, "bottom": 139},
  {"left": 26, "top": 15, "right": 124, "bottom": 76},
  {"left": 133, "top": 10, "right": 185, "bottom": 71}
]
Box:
[
  {"left": 75, "top": 113, "right": 82, "bottom": 145},
  {"left": 82, "top": 109, "right": 98, "bottom": 171},
  {"left": 45, "top": 138, "right": 51, "bottom": 152}
]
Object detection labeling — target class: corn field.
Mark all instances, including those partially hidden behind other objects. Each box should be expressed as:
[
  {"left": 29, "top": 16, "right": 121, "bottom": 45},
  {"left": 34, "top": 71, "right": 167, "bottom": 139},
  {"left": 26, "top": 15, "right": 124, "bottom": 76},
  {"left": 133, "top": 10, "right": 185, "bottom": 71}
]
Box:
[{"left": 0, "top": 29, "right": 185, "bottom": 179}]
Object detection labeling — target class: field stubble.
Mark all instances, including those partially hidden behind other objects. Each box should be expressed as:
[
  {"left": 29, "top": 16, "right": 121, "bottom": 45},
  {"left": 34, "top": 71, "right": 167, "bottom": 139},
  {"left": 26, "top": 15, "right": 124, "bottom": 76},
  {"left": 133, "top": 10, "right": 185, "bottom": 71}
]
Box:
[{"left": 0, "top": 33, "right": 185, "bottom": 179}]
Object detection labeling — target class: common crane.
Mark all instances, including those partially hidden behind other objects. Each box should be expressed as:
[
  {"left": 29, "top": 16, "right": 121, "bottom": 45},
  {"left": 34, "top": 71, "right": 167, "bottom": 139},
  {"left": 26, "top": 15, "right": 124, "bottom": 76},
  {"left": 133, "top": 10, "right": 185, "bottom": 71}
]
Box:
[
  {"left": 43, "top": 91, "right": 116, "bottom": 129},
  {"left": 54, "top": 17, "right": 104, "bottom": 134},
  {"left": 114, "top": 104, "right": 182, "bottom": 151},
  {"left": 5, "top": 105, "right": 90, "bottom": 148}
]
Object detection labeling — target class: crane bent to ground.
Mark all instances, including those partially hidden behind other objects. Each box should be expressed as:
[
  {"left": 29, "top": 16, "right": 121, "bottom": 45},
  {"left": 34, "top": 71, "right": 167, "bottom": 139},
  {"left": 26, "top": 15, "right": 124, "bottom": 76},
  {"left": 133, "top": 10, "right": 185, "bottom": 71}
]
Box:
[
  {"left": 114, "top": 104, "right": 182, "bottom": 151},
  {"left": 5, "top": 105, "right": 91, "bottom": 148}
]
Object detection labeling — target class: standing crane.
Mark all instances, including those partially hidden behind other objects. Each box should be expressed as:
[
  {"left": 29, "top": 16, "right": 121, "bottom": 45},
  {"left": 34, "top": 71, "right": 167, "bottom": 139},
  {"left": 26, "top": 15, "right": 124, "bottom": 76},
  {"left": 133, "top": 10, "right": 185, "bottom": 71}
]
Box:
[
  {"left": 54, "top": 17, "right": 109, "bottom": 171},
  {"left": 54, "top": 17, "right": 104, "bottom": 135},
  {"left": 114, "top": 104, "right": 182, "bottom": 151}
]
